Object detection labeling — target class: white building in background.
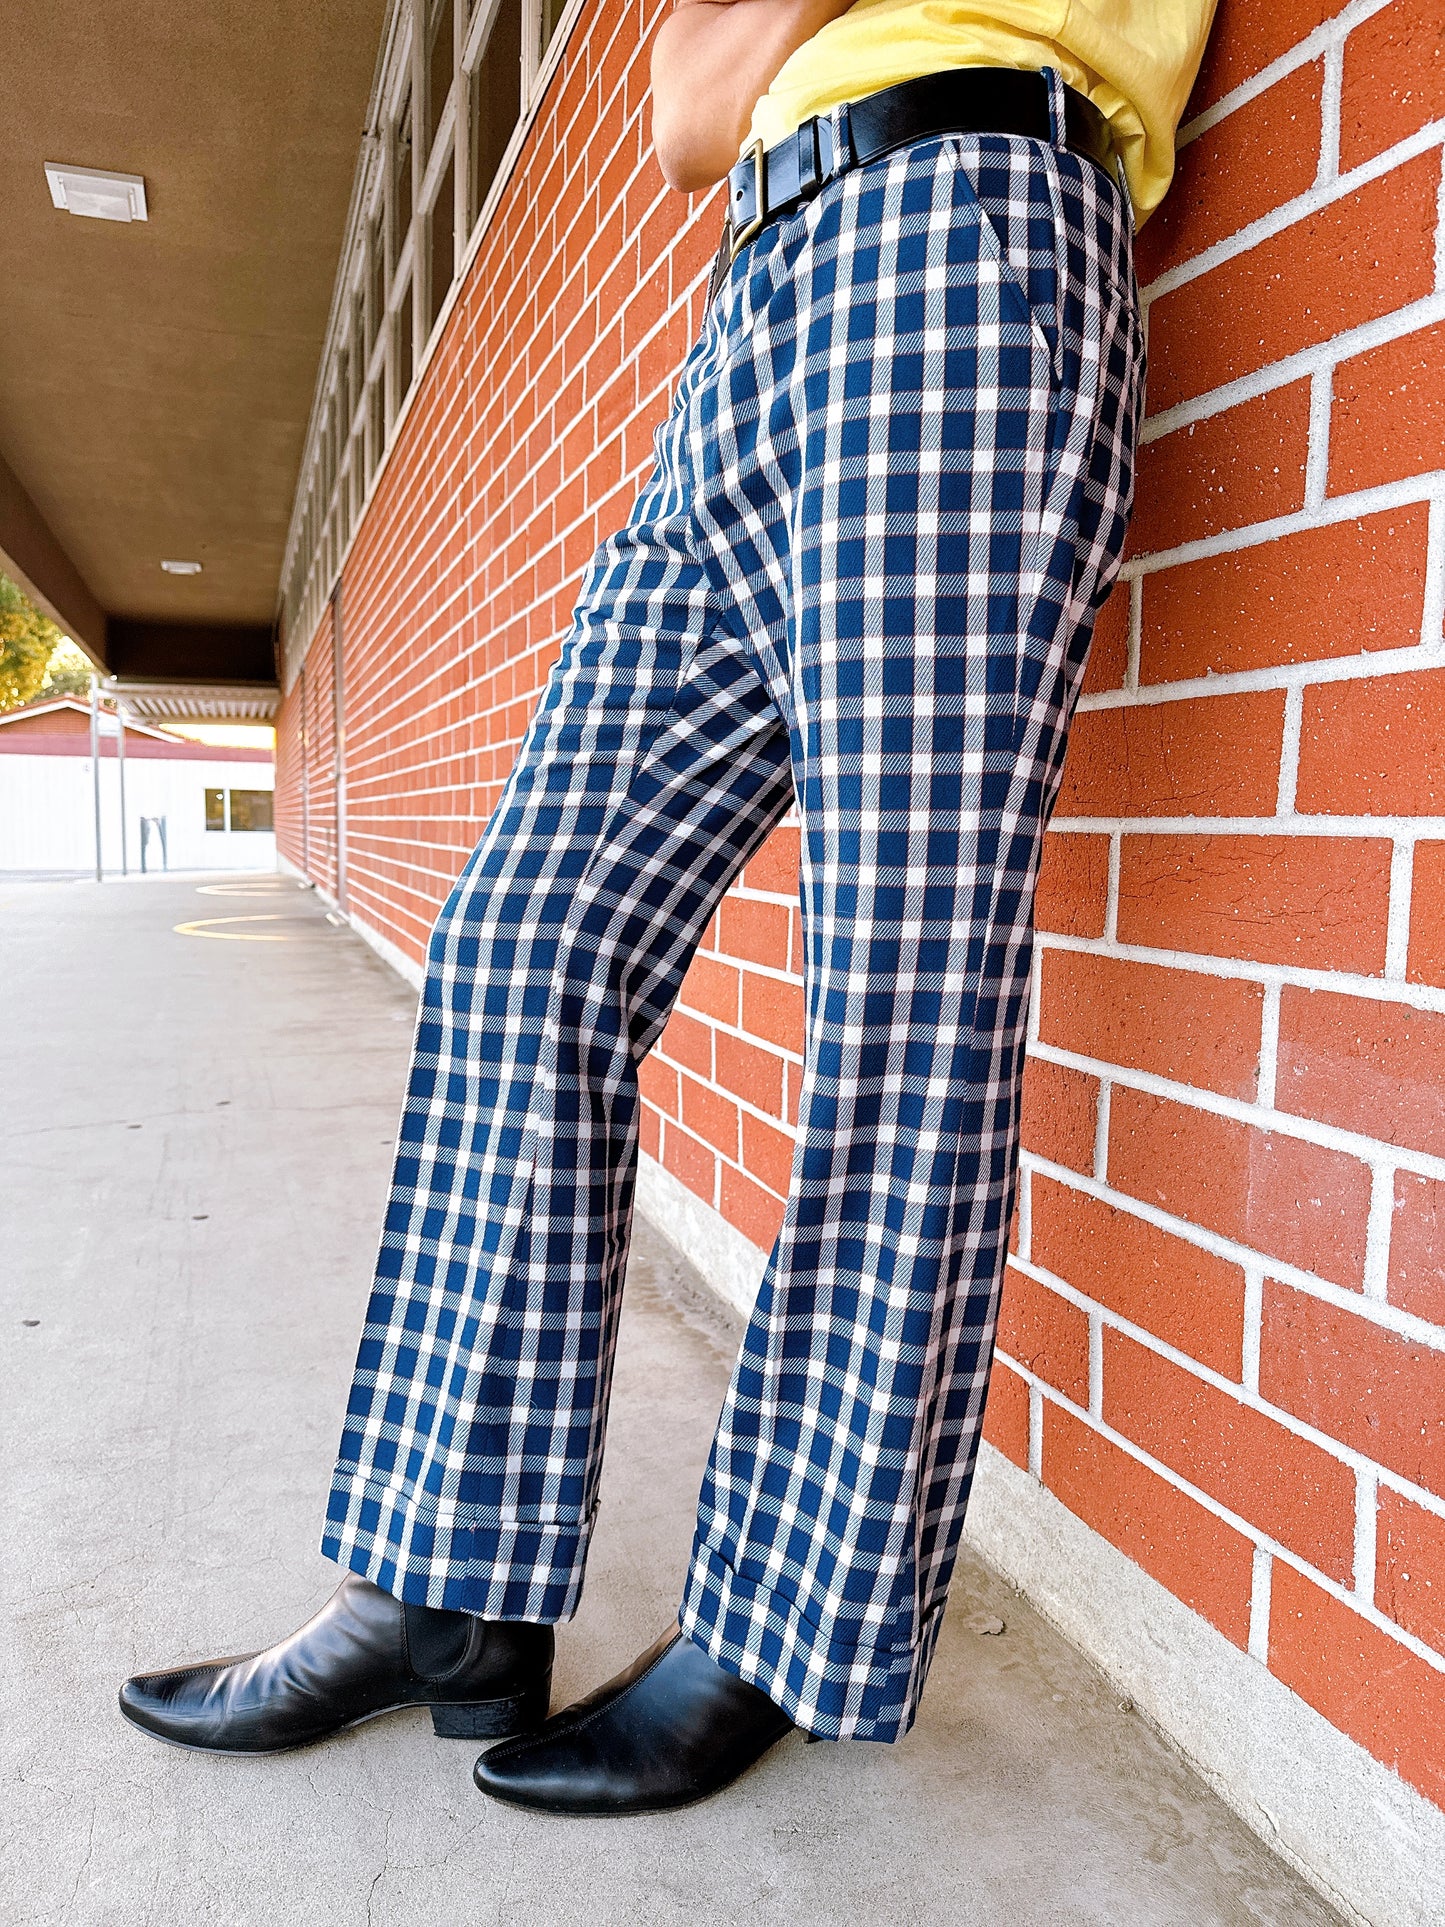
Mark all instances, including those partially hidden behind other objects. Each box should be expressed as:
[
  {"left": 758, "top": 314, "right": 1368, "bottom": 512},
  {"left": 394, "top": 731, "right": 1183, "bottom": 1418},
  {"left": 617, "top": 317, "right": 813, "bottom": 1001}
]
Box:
[{"left": 0, "top": 696, "right": 275, "bottom": 874}]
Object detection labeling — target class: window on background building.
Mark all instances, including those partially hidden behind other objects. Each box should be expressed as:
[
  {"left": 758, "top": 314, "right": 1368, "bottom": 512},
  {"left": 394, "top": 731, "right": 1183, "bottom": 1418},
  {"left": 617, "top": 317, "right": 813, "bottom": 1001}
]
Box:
[
  {"left": 427, "top": 152, "right": 456, "bottom": 339},
  {"left": 426, "top": 0, "right": 455, "bottom": 160},
  {"left": 391, "top": 275, "right": 415, "bottom": 422},
  {"left": 229, "top": 790, "right": 274, "bottom": 833},
  {"left": 470, "top": 0, "right": 523, "bottom": 229},
  {"left": 538, "top": 0, "right": 567, "bottom": 62},
  {"left": 204, "top": 790, "right": 275, "bottom": 833},
  {"left": 281, "top": 0, "right": 581, "bottom": 658},
  {"left": 390, "top": 86, "right": 414, "bottom": 274}
]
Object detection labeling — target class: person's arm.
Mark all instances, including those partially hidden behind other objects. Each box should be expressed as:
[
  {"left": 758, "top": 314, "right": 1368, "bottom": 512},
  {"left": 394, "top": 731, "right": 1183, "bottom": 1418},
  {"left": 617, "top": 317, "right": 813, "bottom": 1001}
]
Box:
[{"left": 651, "top": 0, "right": 856, "bottom": 194}]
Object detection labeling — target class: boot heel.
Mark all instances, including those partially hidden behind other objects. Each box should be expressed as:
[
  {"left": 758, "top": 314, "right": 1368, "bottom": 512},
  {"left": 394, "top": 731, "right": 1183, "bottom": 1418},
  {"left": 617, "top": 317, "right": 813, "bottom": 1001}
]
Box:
[{"left": 431, "top": 1675, "right": 550, "bottom": 1741}]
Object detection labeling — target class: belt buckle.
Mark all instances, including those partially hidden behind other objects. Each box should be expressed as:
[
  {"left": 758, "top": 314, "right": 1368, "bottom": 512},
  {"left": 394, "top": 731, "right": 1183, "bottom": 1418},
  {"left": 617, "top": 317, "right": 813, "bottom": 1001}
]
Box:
[{"left": 729, "top": 139, "right": 766, "bottom": 262}]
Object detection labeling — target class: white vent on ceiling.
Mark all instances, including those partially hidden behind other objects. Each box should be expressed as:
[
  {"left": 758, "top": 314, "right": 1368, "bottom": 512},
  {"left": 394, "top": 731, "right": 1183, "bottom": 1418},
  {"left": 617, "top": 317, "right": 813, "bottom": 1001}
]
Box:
[
  {"left": 45, "top": 164, "right": 148, "bottom": 223},
  {"left": 161, "top": 560, "right": 202, "bottom": 575}
]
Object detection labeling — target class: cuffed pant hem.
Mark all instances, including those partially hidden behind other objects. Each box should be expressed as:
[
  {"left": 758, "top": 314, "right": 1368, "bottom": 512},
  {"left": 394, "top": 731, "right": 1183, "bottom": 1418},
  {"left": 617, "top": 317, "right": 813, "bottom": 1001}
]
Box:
[
  {"left": 322, "top": 1468, "right": 592, "bottom": 1621},
  {"left": 679, "top": 1540, "right": 944, "bottom": 1743}
]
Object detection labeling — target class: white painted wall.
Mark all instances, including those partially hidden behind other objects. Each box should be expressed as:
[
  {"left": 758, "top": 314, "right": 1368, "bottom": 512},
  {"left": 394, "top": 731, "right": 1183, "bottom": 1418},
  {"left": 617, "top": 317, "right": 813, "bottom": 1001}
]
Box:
[{"left": 0, "top": 753, "right": 275, "bottom": 874}]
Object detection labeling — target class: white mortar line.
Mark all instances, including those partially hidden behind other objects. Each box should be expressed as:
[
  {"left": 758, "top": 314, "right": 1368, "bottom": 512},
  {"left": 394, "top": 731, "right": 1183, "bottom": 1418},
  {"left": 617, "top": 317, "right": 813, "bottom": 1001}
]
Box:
[
  {"left": 1088, "top": 1313, "right": 1104, "bottom": 1419},
  {"left": 1104, "top": 832, "right": 1122, "bottom": 942},
  {"left": 1016, "top": 1163, "right": 1032, "bottom": 1263},
  {"left": 1143, "top": 121, "right": 1444, "bottom": 302},
  {"left": 1092, "top": 1081, "right": 1112, "bottom": 1182},
  {"left": 1139, "top": 295, "right": 1445, "bottom": 443},
  {"left": 1384, "top": 840, "right": 1417, "bottom": 982},
  {"left": 1318, "top": 38, "right": 1344, "bottom": 190},
  {"left": 994, "top": 1353, "right": 1445, "bottom": 1677},
  {"left": 1033, "top": 930, "right": 1445, "bottom": 1021},
  {"left": 1362, "top": 1165, "right": 1397, "bottom": 1305},
  {"left": 1125, "top": 576, "right": 1143, "bottom": 692},
  {"left": 1175, "top": 0, "right": 1394, "bottom": 150},
  {"left": 1276, "top": 686, "right": 1304, "bottom": 816},
  {"left": 1304, "top": 368, "right": 1333, "bottom": 508},
  {"left": 1424, "top": 496, "right": 1445, "bottom": 649},
  {"left": 1241, "top": 1268, "right": 1264, "bottom": 1395},
  {"left": 1354, "top": 1465, "right": 1379, "bottom": 1600},
  {"left": 1118, "top": 473, "right": 1445, "bottom": 575},
  {"left": 1020, "top": 1147, "right": 1445, "bottom": 1351},
  {"left": 1027, "top": 1383, "right": 1044, "bottom": 1478},
  {"left": 1078, "top": 634, "right": 1445, "bottom": 712},
  {"left": 1248, "top": 1544, "right": 1274, "bottom": 1662},
  {"left": 1256, "top": 984, "right": 1281, "bottom": 1109}
]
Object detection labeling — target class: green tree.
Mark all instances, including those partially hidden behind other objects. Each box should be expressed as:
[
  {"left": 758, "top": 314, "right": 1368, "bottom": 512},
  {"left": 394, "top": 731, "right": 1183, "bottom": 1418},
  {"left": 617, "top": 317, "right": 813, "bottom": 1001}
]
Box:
[
  {"left": 38, "top": 638, "right": 96, "bottom": 700},
  {"left": 0, "top": 575, "right": 63, "bottom": 712}
]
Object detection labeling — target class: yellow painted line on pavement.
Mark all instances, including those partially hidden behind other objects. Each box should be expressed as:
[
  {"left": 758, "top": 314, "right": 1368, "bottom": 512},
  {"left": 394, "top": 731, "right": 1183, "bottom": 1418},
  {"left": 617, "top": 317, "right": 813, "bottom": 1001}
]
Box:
[{"left": 173, "top": 915, "right": 292, "bottom": 942}]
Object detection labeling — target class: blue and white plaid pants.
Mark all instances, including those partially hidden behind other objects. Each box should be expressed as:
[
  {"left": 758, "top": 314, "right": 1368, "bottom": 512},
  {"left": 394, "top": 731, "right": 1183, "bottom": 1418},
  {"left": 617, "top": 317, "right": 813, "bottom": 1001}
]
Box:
[{"left": 324, "top": 122, "right": 1144, "bottom": 1742}]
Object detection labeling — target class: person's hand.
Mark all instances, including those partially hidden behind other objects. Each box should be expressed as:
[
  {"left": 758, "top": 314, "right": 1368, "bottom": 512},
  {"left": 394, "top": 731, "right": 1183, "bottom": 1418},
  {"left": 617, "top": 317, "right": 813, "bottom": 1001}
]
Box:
[{"left": 651, "top": 0, "right": 857, "bottom": 193}]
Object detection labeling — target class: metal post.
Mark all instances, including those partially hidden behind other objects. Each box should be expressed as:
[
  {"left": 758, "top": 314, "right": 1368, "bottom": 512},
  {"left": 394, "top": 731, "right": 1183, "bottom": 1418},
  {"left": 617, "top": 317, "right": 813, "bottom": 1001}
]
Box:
[
  {"left": 89, "top": 673, "right": 103, "bottom": 881},
  {"left": 115, "top": 693, "right": 129, "bottom": 875}
]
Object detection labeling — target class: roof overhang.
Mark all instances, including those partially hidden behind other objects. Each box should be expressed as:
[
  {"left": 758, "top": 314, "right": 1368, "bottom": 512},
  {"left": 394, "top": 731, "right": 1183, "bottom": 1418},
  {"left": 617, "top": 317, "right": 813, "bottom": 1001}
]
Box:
[
  {"left": 1, "top": 0, "right": 387, "bottom": 687},
  {"left": 100, "top": 678, "right": 280, "bottom": 726}
]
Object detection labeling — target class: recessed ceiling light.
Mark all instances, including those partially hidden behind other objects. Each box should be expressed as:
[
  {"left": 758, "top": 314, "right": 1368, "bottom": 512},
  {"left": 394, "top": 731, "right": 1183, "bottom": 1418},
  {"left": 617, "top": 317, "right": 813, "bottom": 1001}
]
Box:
[
  {"left": 161, "top": 559, "right": 202, "bottom": 575},
  {"left": 45, "top": 163, "right": 148, "bottom": 223}
]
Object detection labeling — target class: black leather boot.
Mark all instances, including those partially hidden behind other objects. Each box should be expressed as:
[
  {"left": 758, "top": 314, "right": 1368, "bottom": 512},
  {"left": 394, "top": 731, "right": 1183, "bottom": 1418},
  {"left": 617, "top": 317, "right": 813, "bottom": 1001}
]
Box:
[
  {"left": 118, "top": 1574, "right": 553, "bottom": 1754},
  {"left": 473, "top": 1628, "right": 797, "bottom": 1814}
]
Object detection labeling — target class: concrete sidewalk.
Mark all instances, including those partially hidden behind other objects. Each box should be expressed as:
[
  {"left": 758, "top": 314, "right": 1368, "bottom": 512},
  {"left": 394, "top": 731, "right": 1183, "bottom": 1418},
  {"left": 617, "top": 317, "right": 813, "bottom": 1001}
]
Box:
[{"left": 1, "top": 874, "right": 1342, "bottom": 1926}]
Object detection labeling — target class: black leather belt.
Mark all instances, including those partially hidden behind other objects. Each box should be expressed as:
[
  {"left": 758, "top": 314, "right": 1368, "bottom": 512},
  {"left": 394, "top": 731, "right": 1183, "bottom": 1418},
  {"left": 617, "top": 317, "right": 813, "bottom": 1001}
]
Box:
[{"left": 720, "top": 67, "right": 1121, "bottom": 272}]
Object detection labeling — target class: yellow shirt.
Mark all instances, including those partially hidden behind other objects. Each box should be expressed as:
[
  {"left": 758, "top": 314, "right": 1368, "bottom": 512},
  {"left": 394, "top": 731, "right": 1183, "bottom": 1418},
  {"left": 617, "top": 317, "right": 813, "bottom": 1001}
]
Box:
[{"left": 746, "top": 0, "right": 1219, "bottom": 225}]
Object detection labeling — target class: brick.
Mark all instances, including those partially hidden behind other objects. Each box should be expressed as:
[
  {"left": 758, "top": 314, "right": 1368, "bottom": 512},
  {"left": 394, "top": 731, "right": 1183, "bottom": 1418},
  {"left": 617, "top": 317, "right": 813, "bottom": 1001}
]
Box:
[
  {"left": 741, "top": 970, "right": 805, "bottom": 1056},
  {"left": 1330, "top": 320, "right": 1445, "bottom": 498},
  {"left": 742, "top": 824, "right": 801, "bottom": 896},
  {"left": 1103, "top": 1329, "right": 1356, "bottom": 1577},
  {"left": 676, "top": 954, "right": 739, "bottom": 1026},
  {"left": 663, "top": 1121, "right": 715, "bottom": 1204},
  {"left": 655, "top": 1008, "right": 711, "bottom": 1080},
  {"left": 741, "top": 1110, "right": 796, "bottom": 1198},
  {"left": 637, "top": 1053, "right": 678, "bottom": 1118},
  {"left": 1341, "top": 0, "right": 1445, "bottom": 170},
  {"left": 721, "top": 1163, "right": 785, "bottom": 1252},
  {"left": 1190, "top": 0, "right": 1341, "bottom": 115},
  {"left": 1039, "top": 950, "right": 1263, "bottom": 1100},
  {"left": 1409, "top": 843, "right": 1445, "bottom": 991},
  {"left": 1135, "top": 61, "right": 1323, "bottom": 284},
  {"left": 1296, "top": 670, "right": 1445, "bottom": 816},
  {"left": 713, "top": 1029, "right": 784, "bottom": 1116},
  {"left": 1138, "top": 508, "right": 1430, "bottom": 684},
  {"left": 1147, "top": 154, "right": 1440, "bottom": 413},
  {"left": 1277, "top": 986, "right": 1445, "bottom": 1159},
  {"left": 1117, "top": 834, "right": 1392, "bottom": 973},
  {"left": 1261, "top": 1279, "right": 1445, "bottom": 1493},
  {"left": 1020, "top": 1058, "right": 1098, "bottom": 1175},
  {"left": 982, "top": 1359, "right": 1031, "bottom": 1470},
  {"left": 1057, "top": 693, "right": 1285, "bottom": 819},
  {"left": 1390, "top": 1171, "right": 1445, "bottom": 1327},
  {"left": 1377, "top": 1487, "right": 1445, "bottom": 1653},
  {"left": 1032, "top": 1174, "right": 1247, "bottom": 1375},
  {"left": 996, "top": 1263, "right": 1090, "bottom": 1401},
  {"left": 1081, "top": 579, "right": 1129, "bottom": 695},
  {"left": 679, "top": 1074, "right": 739, "bottom": 1160},
  {"left": 1127, "top": 382, "right": 1310, "bottom": 557},
  {"left": 1108, "top": 1085, "right": 1371, "bottom": 1290},
  {"left": 1034, "top": 832, "right": 1110, "bottom": 938},
  {"left": 717, "top": 896, "right": 791, "bottom": 971},
  {"left": 1269, "top": 1562, "right": 1445, "bottom": 1808},
  {"left": 1043, "top": 1403, "right": 1254, "bottom": 1645}
]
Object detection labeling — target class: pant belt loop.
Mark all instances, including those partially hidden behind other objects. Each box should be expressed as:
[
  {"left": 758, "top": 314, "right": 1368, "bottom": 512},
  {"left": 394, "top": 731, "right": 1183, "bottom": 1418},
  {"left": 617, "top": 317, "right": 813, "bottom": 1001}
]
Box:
[{"left": 1042, "top": 65, "right": 1067, "bottom": 150}]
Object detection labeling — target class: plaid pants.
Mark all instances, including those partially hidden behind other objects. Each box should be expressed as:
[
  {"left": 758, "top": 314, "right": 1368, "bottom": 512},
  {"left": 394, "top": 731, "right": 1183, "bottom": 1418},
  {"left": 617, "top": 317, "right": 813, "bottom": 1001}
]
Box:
[{"left": 324, "top": 122, "right": 1144, "bottom": 1742}]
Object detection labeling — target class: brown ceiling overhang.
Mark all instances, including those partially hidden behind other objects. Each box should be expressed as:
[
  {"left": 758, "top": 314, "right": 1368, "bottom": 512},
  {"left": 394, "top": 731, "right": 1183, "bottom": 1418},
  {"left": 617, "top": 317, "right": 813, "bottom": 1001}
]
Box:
[{"left": 2, "top": 0, "right": 388, "bottom": 685}]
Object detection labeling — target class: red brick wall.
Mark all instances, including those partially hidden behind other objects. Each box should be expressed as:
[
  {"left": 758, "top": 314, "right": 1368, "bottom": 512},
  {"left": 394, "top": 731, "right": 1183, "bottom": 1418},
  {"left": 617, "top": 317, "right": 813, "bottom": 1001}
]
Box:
[{"left": 276, "top": 0, "right": 1445, "bottom": 1811}]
